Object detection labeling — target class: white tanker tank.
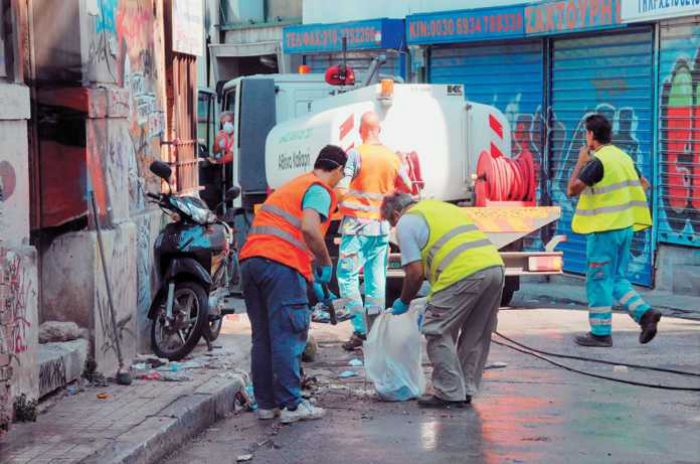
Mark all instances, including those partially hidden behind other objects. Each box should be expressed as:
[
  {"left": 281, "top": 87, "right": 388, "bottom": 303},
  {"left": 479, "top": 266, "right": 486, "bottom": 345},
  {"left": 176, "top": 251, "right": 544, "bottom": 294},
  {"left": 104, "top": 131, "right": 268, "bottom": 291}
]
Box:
[{"left": 265, "top": 83, "right": 512, "bottom": 204}]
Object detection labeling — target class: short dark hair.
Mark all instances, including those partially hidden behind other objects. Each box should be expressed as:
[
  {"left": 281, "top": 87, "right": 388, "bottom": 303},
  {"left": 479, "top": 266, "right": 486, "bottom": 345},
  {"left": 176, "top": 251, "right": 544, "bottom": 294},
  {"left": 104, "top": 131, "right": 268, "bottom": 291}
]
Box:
[
  {"left": 314, "top": 144, "right": 347, "bottom": 171},
  {"left": 585, "top": 114, "right": 612, "bottom": 144}
]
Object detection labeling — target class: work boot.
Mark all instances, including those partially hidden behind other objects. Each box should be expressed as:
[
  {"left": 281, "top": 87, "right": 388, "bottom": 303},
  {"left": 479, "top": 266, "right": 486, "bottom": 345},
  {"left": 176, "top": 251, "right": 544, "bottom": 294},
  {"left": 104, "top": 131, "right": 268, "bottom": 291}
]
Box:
[
  {"left": 418, "top": 395, "right": 466, "bottom": 409},
  {"left": 639, "top": 309, "right": 662, "bottom": 344},
  {"left": 342, "top": 332, "right": 366, "bottom": 352},
  {"left": 280, "top": 399, "right": 325, "bottom": 424},
  {"left": 257, "top": 408, "right": 280, "bottom": 421},
  {"left": 574, "top": 332, "right": 613, "bottom": 347}
]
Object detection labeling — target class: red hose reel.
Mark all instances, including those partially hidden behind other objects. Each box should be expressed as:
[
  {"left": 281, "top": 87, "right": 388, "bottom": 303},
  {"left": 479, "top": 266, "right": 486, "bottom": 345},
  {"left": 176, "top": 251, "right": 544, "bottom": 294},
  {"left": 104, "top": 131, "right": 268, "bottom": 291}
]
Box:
[{"left": 474, "top": 142, "right": 536, "bottom": 206}]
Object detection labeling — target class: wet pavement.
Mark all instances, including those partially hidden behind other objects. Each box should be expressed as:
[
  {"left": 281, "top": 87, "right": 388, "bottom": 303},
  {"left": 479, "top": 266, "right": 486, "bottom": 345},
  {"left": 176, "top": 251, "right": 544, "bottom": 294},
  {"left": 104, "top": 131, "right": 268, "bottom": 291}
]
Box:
[{"left": 161, "top": 307, "right": 700, "bottom": 464}]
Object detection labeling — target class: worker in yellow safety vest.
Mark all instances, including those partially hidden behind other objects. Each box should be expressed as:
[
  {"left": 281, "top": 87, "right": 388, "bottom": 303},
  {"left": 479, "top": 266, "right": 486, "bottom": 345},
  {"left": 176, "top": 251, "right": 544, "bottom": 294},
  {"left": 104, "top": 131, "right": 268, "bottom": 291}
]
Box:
[
  {"left": 567, "top": 114, "right": 660, "bottom": 348},
  {"left": 381, "top": 193, "right": 504, "bottom": 408}
]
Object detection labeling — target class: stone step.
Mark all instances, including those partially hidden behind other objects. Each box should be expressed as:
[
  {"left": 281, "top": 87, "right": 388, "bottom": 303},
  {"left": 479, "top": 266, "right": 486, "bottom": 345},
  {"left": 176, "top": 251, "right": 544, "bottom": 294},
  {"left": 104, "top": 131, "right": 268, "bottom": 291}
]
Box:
[{"left": 38, "top": 339, "right": 88, "bottom": 399}]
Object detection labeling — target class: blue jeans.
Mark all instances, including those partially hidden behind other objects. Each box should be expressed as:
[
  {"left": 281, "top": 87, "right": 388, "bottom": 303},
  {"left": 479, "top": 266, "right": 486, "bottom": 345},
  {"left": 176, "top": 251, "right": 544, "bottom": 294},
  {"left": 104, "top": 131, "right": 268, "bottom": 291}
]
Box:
[
  {"left": 337, "top": 234, "right": 390, "bottom": 336},
  {"left": 241, "top": 257, "right": 310, "bottom": 410},
  {"left": 585, "top": 227, "right": 651, "bottom": 336}
]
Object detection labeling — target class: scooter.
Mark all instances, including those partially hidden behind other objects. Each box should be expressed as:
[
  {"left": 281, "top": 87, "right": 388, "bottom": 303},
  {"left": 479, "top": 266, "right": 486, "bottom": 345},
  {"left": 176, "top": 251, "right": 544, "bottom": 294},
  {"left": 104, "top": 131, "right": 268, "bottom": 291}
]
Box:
[{"left": 146, "top": 161, "right": 240, "bottom": 360}]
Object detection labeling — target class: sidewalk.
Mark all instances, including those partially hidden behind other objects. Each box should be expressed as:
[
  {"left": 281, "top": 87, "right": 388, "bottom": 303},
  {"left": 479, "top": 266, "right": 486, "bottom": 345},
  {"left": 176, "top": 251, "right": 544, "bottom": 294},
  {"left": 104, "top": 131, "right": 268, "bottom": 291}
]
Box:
[
  {"left": 0, "top": 318, "right": 251, "bottom": 464},
  {"left": 514, "top": 274, "right": 700, "bottom": 318}
]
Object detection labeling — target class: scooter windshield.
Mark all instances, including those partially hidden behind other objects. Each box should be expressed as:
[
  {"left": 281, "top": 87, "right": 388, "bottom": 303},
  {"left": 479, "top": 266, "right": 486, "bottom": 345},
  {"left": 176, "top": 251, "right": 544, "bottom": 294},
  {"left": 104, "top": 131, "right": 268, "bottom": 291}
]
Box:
[{"left": 170, "top": 196, "right": 217, "bottom": 225}]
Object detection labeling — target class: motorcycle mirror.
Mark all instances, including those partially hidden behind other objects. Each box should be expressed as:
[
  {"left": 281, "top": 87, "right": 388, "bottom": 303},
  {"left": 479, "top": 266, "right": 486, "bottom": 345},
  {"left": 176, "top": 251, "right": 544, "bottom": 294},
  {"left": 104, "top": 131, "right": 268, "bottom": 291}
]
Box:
[
  {"left": 225, "top": 186, "right": 241, "bottom": 201},
  {"left": 150, "top": 161, "right": 172, "bottom": 181}
]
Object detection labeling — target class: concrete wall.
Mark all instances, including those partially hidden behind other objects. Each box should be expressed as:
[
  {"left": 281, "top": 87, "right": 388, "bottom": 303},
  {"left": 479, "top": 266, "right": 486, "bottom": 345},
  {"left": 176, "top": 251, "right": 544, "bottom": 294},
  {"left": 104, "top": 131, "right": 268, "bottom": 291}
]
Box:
[
  {"left": 41, "top": 223, "right": 137, "bottom": 371},
  {"left": 0, "top": 75, "right": 37, "bottom": 429},
  {"left": 33, "top": 0, "right": 169, "bottom": 373},
  {"left": 0, "top": 85, "right": 31, "bottom": 246},
  {"left": 302, "top": 0, "right": 531, "bottom": 24}
]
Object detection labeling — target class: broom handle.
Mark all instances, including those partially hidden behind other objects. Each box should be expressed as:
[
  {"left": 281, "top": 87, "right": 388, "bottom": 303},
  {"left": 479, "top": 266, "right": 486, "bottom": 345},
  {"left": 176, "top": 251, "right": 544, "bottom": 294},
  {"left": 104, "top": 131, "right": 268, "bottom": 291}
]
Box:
[{"left": 90, "top": 190, "right": 124, "bottom": 368}]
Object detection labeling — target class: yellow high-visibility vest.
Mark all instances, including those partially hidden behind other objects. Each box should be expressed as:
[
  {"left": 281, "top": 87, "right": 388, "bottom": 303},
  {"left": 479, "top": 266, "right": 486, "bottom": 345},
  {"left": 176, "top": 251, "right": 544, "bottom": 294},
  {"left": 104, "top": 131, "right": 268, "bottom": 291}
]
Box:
[
  {"left": 572, "top": 145, "right": 651, "bottom": 235},
  {"left": 407, "top": 200, "right": 503, "bottom": 296}
]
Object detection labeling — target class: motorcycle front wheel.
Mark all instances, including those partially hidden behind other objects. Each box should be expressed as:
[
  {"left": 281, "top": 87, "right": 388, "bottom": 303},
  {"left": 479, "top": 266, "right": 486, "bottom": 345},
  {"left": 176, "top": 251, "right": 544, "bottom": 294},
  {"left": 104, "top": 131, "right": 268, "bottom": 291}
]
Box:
[{"left": 151, "top": 281, "right": 209, "bottom": 361}]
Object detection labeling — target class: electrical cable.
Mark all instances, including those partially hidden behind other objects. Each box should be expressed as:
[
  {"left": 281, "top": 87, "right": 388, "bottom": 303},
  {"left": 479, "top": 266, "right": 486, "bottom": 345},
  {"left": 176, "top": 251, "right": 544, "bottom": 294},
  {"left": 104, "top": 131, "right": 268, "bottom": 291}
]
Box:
[
  {"left": 494, "top": 331, "right": 700, "bottom": 377},
  {"left": 491, "top": 338, "right": 700, "bottom": 392}
]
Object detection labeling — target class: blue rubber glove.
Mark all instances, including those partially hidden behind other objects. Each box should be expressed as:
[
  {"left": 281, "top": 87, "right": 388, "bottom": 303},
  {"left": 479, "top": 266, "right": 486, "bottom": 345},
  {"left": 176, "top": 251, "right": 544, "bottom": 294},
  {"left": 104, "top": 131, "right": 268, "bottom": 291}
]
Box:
[
  {"left": 391, "top": 298, "right": 409, "bottom": 316},
  {"left": 314, "top": 264, "right": 333, "bottom": 284},
  {"left": 312, "top": 283, "right": 326, "bottom": 303}
]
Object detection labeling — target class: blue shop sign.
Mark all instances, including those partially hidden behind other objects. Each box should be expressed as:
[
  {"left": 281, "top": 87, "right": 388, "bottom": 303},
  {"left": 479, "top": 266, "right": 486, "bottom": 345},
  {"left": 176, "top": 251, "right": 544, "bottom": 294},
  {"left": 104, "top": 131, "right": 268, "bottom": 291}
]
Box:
[
  {"left": 283, "top": 18, "right": 404, "bottom": 54},
  {"left": 406, "top": 5, "right": 526, "bottom": 45}
]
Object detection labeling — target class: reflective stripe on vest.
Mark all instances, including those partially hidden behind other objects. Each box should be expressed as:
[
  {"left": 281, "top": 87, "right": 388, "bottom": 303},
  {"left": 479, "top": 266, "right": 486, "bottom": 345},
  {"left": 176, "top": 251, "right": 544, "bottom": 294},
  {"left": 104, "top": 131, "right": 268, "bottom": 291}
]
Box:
[
  {"left": 248, "top": 226, "right": 309, "bottom": 252},
  {"left": 572, "top": 145, "right": 651, "bottom": 235},
  {"left": 408, "top": 200, "right": 503, "bottom": 296},
  {"left": 573, "top": 201, "right": 649, "bottom": 217},
  {"left": 425, "top": 224, "right": 479, "bottom": 270},
  {"left": 239, "top": 172, "right": 337, "bottom": 281},
  {"left": 341, "top": 144, "right": 399, "bottom": 220},
  {"left": 260, "top": 204, "right": 302, "bottom": 229}
]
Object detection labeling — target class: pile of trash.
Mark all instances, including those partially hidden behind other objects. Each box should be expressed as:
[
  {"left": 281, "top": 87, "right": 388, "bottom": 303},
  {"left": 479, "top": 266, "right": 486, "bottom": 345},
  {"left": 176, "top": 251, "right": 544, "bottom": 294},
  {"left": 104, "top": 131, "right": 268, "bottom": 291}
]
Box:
[{"left": 310, "top": 300, "right": 353, "bottom": 324}]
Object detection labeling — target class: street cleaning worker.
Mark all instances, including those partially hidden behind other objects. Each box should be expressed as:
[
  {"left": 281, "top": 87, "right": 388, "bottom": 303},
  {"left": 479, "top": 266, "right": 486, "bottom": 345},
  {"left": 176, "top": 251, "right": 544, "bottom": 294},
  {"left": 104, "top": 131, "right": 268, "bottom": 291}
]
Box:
[
  {"left": 567, "top": 114, "right": 661, "bottom": 347},
  {"left": 337, "top": 111, "right": 412, "bottom": 351},
  {"left": 381, "top": 193, "right": 504, "bottom": 408},
  {"left": 239, "top": 145, "right": 347, "bottom": 423}
]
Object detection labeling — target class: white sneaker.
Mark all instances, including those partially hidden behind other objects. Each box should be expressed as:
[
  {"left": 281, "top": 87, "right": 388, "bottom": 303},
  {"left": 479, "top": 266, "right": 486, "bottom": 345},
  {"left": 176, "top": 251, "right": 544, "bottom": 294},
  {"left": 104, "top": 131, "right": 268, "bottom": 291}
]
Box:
[
  {"left": 257, "top": 408, "right": 280, "bottom": 420},
  {"left": 279, "top": 399, "right": 325, "bottom": 424}
]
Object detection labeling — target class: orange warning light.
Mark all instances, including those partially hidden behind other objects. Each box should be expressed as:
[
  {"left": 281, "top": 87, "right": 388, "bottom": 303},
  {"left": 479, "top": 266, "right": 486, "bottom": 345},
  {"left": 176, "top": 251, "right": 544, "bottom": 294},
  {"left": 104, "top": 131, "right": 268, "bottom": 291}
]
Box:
[{"left": 380, "top": 78, "right": 394, "bottom": 100}]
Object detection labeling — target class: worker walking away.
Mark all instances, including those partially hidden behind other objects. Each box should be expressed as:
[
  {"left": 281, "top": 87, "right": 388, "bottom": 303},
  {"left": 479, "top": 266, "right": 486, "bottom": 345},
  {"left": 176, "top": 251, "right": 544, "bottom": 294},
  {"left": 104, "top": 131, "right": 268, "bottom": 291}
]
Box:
[
  {"left": 239, "top": 145, "right": 347, "bottom": 423},
  {"left": 381, "top": 193, "right": 504, "bottom": 408},
  {"left": 338, "top": 111, "right": 412, "bottom": 351},
  {"left": 567, "top": 114, "right": 660, "bottom": 347}
]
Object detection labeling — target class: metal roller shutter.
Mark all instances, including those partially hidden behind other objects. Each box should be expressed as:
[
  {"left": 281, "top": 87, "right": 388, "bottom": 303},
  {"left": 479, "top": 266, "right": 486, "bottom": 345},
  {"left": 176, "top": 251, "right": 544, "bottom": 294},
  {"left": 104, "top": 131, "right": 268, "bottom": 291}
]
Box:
[
  {"left": 549, "top": 28, "right": 655, "bottom": 286},
  {"left": 657, "top": 16, "right": 700, "bottom": 247},
  {"left": 429, "top": 41, "right": 546, "bottom": 203}
]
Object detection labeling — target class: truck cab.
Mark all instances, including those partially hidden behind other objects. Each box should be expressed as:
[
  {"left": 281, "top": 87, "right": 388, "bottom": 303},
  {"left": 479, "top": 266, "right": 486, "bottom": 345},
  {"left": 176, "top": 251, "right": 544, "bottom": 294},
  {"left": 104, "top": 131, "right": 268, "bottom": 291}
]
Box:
[{"left": 217, "top": 74, "right": 353, "bottom": 208}]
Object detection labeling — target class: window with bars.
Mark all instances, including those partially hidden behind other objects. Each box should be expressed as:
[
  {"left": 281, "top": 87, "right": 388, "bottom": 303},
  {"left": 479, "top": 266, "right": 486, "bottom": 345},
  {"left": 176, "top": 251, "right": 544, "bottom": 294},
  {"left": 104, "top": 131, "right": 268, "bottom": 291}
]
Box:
[{"left": 170, "top": 53, "right": 198, "bottom": 193}]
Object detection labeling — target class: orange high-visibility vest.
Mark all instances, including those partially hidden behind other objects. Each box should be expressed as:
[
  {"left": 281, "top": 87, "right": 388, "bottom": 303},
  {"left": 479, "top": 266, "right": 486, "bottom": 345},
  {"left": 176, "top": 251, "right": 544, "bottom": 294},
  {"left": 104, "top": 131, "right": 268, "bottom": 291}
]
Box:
[
  {"left": 240, "top": 173, "right": 337, "bottom": 281},
  {"left": 340, "top": 143, "right": 400, "bottom": 220}
]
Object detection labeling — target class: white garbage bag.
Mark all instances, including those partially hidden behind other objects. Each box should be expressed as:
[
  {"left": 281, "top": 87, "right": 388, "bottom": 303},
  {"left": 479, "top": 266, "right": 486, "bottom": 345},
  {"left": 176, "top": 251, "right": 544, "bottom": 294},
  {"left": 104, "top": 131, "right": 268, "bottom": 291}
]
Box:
[{"left": 364, "top": 300, "right": 426, "bottom": 401}]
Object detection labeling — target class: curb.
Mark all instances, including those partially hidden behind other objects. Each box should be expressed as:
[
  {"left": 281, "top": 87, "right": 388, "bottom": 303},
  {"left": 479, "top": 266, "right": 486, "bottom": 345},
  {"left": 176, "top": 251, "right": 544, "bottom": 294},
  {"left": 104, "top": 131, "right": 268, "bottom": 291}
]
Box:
[{"left": 80, "top": 375, "right": 245, "bottom": 464}]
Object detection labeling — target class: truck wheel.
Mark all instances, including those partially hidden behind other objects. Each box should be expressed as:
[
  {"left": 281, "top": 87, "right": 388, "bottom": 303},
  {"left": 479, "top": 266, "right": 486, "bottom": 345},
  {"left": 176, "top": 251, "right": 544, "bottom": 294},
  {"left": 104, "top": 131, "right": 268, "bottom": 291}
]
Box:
[{"left": 501, "top": 276, "right": 519, "bottom": 307}]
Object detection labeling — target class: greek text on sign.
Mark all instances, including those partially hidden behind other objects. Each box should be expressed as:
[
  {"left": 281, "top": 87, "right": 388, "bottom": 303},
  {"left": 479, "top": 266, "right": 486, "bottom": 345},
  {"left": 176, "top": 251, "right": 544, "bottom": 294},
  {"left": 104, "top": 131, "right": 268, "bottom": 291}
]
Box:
[
  {"left": 621, "top": 0, "right": 700, "bottom": 22},
  {"left": 526, "top": 0, "right": 621, "bottom": 35},
  {"left": 406, "top": 6, "right": 525, "bottom": 44},
  {"left": 283, "top": 19, "right": 403, "bottom": 54}
]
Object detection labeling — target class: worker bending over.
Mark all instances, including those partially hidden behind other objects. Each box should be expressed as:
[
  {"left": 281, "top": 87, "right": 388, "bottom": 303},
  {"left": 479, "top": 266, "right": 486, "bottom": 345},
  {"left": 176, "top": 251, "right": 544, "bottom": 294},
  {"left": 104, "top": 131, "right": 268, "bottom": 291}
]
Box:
[
  {"left": 567, "top": 114, "right": 661, "bottom": 347},
  {"left": 382, "top": 193, "right": 504, "bottom": 408},
  {"left": 239, "top": 145, "right": 347, "bottom": 423},
  {"left": 338, "top": 111, "right": 411, "bottom": 351}
]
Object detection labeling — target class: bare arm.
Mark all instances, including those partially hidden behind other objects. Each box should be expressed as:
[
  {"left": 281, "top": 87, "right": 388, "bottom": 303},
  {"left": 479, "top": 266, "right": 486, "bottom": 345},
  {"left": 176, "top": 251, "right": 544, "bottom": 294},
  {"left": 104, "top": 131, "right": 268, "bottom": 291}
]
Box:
[
  {"left": 301, "top": 209, "right": 332, "bottom": 266},
  {"left": 400, "top": 261, "right": 424, "bottom": 303},
  {"left": 567, "top": 146, "right": 591, "bottom": 198}
]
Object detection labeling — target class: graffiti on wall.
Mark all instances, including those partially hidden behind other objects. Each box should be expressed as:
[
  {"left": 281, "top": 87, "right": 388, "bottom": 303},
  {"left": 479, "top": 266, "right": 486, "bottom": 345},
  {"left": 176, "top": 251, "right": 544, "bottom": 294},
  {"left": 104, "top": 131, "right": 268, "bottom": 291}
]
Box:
[
  {"left": 41, "top": 0, "right": 164, "bottom": 228},
  {"left": 0, "top": 248, "right": 34, "bottom": 434},
  {"left": 0, "top": 249, "right": 32, "bottom": 356},
  {"left": 659, "top": 39, "right": 700, "bottom": 244},
  {"left": 94, "top": 228, "right": 135, "bottom": 361},
  {"left": 549, "top": 103, "right": 652, "bottom": 280}
]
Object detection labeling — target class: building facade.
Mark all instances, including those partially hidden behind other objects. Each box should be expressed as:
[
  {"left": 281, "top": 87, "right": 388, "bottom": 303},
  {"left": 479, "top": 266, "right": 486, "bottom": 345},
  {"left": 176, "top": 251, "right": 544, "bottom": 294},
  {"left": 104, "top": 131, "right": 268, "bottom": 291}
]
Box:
[
  {"left": 286, "top": 0, "right": 700, "bottom": 294},
  {"left": 1, "top": 0, "right": 203, "bottom": 433}
]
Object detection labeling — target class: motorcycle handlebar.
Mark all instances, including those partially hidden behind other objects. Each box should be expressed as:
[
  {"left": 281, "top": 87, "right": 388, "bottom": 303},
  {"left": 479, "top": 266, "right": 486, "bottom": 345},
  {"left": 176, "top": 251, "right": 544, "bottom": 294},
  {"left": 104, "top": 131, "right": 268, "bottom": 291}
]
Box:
[{"left": 146, "top": 192, "right": 161, "bottom": 200}]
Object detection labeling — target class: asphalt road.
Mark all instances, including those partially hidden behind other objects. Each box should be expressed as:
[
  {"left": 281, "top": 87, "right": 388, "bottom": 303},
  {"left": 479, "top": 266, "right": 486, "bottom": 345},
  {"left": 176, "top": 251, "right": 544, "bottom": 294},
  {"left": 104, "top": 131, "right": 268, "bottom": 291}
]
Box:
[{"left": 160, "top": 306, "right": 700, "bottom": 464}]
